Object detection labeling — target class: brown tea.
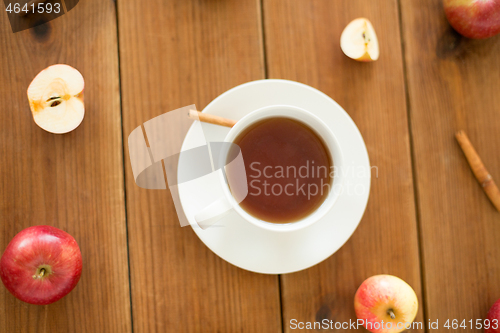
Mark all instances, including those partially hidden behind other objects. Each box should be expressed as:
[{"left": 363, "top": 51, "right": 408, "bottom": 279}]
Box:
[{"left": 228, "top": 117, "right": 333, "bottom": 223}]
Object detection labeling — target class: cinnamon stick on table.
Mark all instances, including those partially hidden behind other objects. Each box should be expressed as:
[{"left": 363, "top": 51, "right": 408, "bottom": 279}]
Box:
[{"left": 455, "top": 130, "right": 500, "bottom": 212}]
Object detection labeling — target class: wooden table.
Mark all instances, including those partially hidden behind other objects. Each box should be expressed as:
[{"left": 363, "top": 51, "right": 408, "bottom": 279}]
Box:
[{"left": 1, "top": 0, "right": 499, "bottom": 332}]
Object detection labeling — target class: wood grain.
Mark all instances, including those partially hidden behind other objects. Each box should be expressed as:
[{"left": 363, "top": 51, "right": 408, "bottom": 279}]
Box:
[
  {"left": 117, "top": 0, "right": 282, "bottom": 332},
  {"left": 400, "top": 0, "right": 500, "bottom": 329},
  {"left": 263, "top": 1, "right": 425, "bottom": 331},
  {"left": 0, "top": 0, "right": 132, "bottom": 332}
]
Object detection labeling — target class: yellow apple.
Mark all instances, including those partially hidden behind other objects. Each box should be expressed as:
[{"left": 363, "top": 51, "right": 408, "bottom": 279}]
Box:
[{"left": 354, "top": 275, "right": 418, "bottom": 333}]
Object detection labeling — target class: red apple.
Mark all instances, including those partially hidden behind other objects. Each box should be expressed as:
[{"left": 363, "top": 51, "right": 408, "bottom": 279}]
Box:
[
  {"left": 443, "top": 0, "right": 500, "bottom": 39},
  {"left": 486, "top": 298, "right": 500, "bottom": 333},
  {"left": 0, "top": 225, "right": 82, "bottom": 305},
  {"left": 354, "top": 275, "right": 418, "bottom": 333}
]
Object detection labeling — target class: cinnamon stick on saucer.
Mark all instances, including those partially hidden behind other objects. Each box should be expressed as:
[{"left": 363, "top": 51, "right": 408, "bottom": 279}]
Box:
[
  {"left": 455, "top": 130, "right": 500, "bottom": 212},
  {"left": 188, "top": 110, "right": 236, "bottom": 128}
]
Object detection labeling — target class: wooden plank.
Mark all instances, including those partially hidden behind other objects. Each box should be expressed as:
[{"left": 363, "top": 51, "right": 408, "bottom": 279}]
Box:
[
  {"left": 400, "top": 0, "right": 500, "bottom": 329},
  {"left": 0, "top": 0, "right": 132, "bottom": 332},
  {"left": 263, "top": 1, "right": 425, "bottom": 331},
  {"left": 117, "top": 1, "right": 282, "bottom": 332}
]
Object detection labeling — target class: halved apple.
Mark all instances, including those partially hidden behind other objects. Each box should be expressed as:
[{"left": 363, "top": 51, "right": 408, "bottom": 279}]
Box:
[
  {"left": 27, "top": 64, "right": 85, "bottom": 134},
  {"left": 341, "top": 18, "right": 379, "bottom": 62}
]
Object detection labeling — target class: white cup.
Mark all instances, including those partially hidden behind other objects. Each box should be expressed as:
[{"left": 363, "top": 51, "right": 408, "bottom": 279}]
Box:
[{"left": 195, "top": 105, "right": 344, "bottom": 232}]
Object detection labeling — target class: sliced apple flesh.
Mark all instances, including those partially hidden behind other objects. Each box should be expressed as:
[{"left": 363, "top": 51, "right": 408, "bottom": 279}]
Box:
[
  {"left": 27, "top": 64, "right": 85, "bottom": 134},
  {"left": 341, "top": 18, "right": 380, "bottom": 62}
]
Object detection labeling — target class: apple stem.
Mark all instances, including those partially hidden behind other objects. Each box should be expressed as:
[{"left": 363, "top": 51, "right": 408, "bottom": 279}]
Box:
[
  {"left": 387, "top": 309, "right": 396, "bottom": 319},
  {"left": 33, "top": 266, "right": 50, "bottom": 279}
]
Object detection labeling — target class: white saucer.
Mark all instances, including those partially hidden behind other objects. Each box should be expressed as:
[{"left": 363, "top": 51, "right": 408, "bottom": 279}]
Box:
[{"left": 178, "top": 79, "right": 370, "bottom": 274}]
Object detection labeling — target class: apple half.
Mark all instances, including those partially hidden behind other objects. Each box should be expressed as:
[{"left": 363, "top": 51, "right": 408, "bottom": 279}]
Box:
[
  {"left": 27, "top": 64, "right": 85, "bottom": 134},
  {"left": 341, "top": 18, "right": 380, "bottom": 62}
]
